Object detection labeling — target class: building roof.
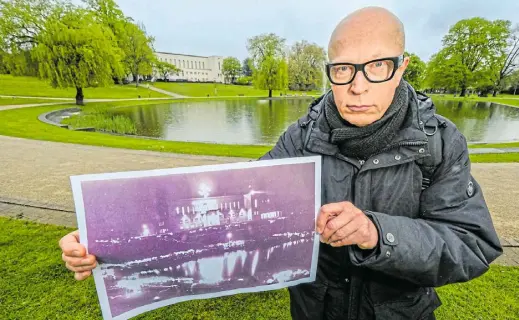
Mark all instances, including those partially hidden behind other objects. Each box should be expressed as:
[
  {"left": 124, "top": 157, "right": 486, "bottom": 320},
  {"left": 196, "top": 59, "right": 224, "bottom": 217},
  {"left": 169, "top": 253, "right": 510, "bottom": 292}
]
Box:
[{"left": 155, "top": 51, "right": 221, "bottom": 59}]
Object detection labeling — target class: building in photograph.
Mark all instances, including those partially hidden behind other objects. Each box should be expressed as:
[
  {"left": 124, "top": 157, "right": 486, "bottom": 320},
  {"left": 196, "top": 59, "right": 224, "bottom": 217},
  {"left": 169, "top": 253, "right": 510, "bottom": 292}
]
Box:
[{"left": 154, "top": 51, "right": 224, "bottom": 83}]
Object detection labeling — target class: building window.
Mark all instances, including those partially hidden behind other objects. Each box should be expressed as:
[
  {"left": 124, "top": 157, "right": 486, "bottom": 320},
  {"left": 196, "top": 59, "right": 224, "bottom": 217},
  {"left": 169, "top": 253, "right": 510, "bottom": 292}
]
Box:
[
  {"left": 218, "top": 62, "right": 221, "bottom": 70},
  {"left": 202, "top": 62, "right": 205, "bottom": 69},
  {"left": 190, "top": 61, "right": 193, "bottom": 69}
]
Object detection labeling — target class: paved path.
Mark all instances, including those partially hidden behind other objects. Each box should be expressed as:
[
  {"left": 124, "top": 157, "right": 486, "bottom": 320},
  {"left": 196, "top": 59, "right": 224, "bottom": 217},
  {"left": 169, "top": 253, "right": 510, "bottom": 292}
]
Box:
[
  {"left": 0, "top": 135, "right": 518, "bottom": 236},
  {"left": 148, "top": 85, "right": 187, "bottom": 98},
  {"left": 469, "top": 147, "right": 519, "bottom": 154},
  {"left": 0, "top": 95, "right": 178, "bottom": 111}
]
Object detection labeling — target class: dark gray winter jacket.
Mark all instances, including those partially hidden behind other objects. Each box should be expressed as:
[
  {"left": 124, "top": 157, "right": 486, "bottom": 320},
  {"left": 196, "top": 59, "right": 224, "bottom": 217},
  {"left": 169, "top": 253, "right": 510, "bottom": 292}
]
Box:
[{"left": 260, "top": 85, "right": 503, "bottom": 319}]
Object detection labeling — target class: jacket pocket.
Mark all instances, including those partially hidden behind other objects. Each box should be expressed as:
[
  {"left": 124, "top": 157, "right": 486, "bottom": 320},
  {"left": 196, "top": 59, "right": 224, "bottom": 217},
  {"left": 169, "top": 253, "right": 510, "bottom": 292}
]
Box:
[{"left": 372, "top": 287, "right": 441, "bottom": 320}]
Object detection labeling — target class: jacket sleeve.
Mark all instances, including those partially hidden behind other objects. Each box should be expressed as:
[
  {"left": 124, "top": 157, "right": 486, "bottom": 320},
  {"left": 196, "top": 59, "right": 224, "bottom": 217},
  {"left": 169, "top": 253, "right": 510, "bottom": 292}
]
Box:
[{"left": 349, "top": 129, "right": 503, "bottom": 287}]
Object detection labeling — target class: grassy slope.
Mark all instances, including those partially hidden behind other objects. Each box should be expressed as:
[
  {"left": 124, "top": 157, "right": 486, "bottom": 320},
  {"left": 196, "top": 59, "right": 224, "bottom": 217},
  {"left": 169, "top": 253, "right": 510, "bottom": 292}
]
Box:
[
  {"left": 0, "top": 75, "right": 167, "bottom": 99},
  {"left": 431, "top": 94, "right": 519, "bottom": 108},
  {"left": 0, "top": 217, "right": 517, "bottom": 320},
  {"left": 153, "top": 82, "right": 321, "bottom": 97}
]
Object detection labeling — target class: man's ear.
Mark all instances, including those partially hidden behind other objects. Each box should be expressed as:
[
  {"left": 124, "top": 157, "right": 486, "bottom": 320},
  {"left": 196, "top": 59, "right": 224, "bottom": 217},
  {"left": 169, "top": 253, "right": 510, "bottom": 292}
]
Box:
[{"left": 400, "top": 56, "right": 410, "bottom": 72}]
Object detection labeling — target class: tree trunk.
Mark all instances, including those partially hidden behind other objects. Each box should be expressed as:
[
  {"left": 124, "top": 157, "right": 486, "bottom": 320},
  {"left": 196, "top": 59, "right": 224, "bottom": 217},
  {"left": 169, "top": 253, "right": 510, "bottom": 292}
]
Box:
[
  {"left": 514, "top": 86, "right": 517, "bottom": 95},
  {"left": 492, "top": 89, "right": 497, "bottom": 97},
  {"left": 75, "top": 87, "right": 84, "bottom": 106},
  {"left": 460, "top": 85, "right": 467, "bottom": 97},
  {"left": 269, "top": 89, "right": 272, "bottom": 98},
  {"left": 134, "top": 73, "right": 139, "bottom": 87}
]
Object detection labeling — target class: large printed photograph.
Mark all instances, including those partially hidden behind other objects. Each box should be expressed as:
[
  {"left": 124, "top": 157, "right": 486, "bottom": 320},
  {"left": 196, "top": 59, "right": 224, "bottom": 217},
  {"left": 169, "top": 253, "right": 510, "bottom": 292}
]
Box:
[{"left": 71, "top": 157, "right": 321, "bottom": 320}]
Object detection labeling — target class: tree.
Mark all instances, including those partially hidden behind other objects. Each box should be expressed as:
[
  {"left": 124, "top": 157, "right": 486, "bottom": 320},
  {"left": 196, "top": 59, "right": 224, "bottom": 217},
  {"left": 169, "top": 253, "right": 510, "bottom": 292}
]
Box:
[
  {"left": 242, "top": 58, "right": 253, "bottom": 77},
  {"left": 439, "top": 17, "right": 509, "bottom": 96},
  {"left": 33, "top": 7, "right": 123, "bottom": 105},
  {"left": 119, "top": 22, "right": 155, "bottom": 86},
  {"left": 403, "top": 52, "right": 426, "bottom": 90},
  {"left": 0, "top": 0, "right": 59, "bottom": 76},
  {"left": 287, "top": 40, "right": 326, "bottom": 91},
  {"left": 247, "top": 33, "right": 287, "bottom": 97},
  {"left": 489, "top": 23, "right": 519, "bottom": 96},
  {"left": 505, "top": 69, "right": 519, "bottom": 94},
  {"left": 222, "top": 57, "right": 241, "bottom": 84},
  {"left": 154, "top": 60, "right": 179, "bottom": 81},
  {"left": 424, "top": 52, "right": 465, "bottom": 92}
]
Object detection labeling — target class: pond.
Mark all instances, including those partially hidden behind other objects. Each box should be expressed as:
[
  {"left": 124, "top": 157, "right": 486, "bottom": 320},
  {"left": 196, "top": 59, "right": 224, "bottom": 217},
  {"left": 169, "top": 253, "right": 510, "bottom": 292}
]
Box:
[{"left": 106, "top": 98, "right": 519, "bottom": 145}]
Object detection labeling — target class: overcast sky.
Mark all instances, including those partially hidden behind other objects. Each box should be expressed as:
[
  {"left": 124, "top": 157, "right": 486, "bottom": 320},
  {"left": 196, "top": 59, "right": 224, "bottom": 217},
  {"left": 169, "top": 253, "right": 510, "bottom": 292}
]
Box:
[{"left": 114, "top": 0, "right": 519, "bottom": 62}]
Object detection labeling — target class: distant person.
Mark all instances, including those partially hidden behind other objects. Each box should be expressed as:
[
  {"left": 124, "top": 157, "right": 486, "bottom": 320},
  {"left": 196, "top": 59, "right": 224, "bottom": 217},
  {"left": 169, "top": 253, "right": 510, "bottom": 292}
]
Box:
[{"left": 59, "top": 6, "right": 502, "bottom": 319}]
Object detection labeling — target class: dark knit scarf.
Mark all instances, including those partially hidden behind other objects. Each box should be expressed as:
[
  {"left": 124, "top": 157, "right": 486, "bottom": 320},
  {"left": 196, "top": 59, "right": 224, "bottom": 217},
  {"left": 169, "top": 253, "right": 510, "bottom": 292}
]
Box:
[{"left": 324, "top": 79, "right": 410, "bottom": 159}]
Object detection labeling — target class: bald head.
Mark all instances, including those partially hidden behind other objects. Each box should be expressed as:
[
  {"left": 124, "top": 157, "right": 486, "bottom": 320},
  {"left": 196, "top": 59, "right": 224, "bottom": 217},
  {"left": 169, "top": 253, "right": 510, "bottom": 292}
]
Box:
[{"left": 328, "top": 7, "right": 405, "bottom": 61}]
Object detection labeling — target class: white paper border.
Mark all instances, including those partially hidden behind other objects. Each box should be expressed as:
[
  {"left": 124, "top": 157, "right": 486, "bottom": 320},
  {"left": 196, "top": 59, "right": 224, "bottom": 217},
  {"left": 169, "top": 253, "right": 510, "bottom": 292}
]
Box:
[{"left": 70, "top": 156, "right": 322, "bottom": 320}]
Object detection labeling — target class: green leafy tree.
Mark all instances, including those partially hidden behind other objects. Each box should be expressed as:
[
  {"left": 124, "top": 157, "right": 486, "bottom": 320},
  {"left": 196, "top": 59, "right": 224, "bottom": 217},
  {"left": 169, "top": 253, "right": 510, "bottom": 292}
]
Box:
[
  {"left": 247, "top": 33, "right": 287, "bottom": 97},
  {"left": 403, "top": 52, "right": 426, "bottom": 90},
  {"left": 287, "top": 40, "right": 326, "bottom": 91},
  {"left": 154, "top": 60, "right": 179, "bottom": 80},
  {"left": 424, "top": 52, "right": 465, "bottom": 92},
  {"left": 440, "top": 17, "right": 509, "bottom": 96},
  {"left": 33, "top": 7, "right": 123, "bottom": 105},
  {"left": 242, "top": 58, "right": 253, "bottom": 77},
  {"left": 119, "top": 22, "right": 155, "bottom": 86},
  {"left": 222, "top": 57, "right": 241, "bottom": 84}
]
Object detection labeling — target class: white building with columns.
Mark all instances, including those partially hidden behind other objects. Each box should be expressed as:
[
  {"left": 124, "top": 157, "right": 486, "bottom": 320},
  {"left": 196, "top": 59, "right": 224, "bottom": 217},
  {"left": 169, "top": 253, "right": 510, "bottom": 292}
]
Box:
[{"left": 155, "top": 51, "right": 224, "bottom": 83}]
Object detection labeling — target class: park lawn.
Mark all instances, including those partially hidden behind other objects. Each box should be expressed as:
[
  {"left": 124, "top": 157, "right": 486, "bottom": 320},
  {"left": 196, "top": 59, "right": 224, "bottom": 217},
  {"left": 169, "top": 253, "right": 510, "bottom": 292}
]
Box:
[
  {"left": 430, "top": 94, "right": 519, "bottom": 108},
  {"left": 0, "top": 74, "right": 168, "bottom": 99},
  {"left": 0, "top": 103, "right": 517, "bottom": 162},
  {"left": 152, "top": 82, "right": 321, "bottom": 97},
  {"left": 0, "top": 97, "right": 63, "bottom": 106},
  {"left": 1, "top": 216, "right": 518, "bottom": 320}
]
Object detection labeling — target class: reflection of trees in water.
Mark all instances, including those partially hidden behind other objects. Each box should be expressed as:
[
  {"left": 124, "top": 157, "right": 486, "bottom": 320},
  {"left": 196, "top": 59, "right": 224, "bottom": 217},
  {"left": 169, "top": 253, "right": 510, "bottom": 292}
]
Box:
[
  {"left": 254, "top": 98, "right": 313, "bottom": 145},
  {"left": 434, "top": 100, "right": 519, "bottom": 142}
]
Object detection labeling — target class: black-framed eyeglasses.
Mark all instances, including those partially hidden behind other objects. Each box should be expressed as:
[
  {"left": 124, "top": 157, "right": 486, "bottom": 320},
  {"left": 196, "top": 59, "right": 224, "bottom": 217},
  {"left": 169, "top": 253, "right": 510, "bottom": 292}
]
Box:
[{"left": 325, "top": 55, "right": 404, "bottom": 85}]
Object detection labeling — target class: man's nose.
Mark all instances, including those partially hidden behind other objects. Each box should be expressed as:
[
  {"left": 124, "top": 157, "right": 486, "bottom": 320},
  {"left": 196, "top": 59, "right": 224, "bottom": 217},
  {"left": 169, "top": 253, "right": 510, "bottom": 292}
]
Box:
[{"left": 349, "top": 70, "right": 369, "bottom": 95}]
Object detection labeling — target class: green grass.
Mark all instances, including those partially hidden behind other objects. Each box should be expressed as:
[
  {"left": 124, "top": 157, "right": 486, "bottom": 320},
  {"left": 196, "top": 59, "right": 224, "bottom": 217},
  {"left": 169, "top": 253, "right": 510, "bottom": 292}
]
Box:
[
  {"left": 1, "top": 217, "right": 517, "bottom": 320},
  {"left": 153, "top": 82, "right": 321, "bottom": 97},
  {"left": 0, "top": 97, "right": 63, "bottom": 106},
  {"left": 0, "top": 74, "right": 168, "bottom": 99},
  {"left": 431, "top": 94, "right": 519, "bottom": 108},
  {"left": 469, "top": 142, "right": 519, "bottom": 149},
  {"left": 469, "top": 153, "right": 519, "bottom": 163},
  {"left": 62, "top": 113, "right": 137, "bottom": 135},
  {"left": 0, "top": 102, "right": 270, "bottom": 158}
]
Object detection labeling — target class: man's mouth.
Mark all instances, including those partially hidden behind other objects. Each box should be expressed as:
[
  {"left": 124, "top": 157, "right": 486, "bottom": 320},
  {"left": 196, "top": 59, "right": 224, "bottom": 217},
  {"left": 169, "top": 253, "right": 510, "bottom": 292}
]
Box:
[{"left": 347, "top": 105, "right": 372, "bottom": 112}]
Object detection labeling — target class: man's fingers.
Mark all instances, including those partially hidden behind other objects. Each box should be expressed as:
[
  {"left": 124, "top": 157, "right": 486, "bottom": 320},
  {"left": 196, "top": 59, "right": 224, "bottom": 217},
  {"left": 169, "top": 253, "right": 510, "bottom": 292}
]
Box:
[
  {"left": 74, "top": 270, "right": 92, "bottom": 281},
  {"left": 61, "top": 241, "right": 86, "bottom": 257},
  {"left": 62, "top": 253, "right": 96, "bottom": 267},
  {"left": 327, "top": 215, "right": 365, "bottom": 243},
  {"left": 59, "top": 230, "right": 80, "bottom": 247},
  {"left": 316, "top": 202, "right": 351, "bottom": 234},
  {"left": 320, "top": 211, "right": 357, "bottom": 242},
  {"left": 65, "top": 259, "right": 97, "bottom": 273}
]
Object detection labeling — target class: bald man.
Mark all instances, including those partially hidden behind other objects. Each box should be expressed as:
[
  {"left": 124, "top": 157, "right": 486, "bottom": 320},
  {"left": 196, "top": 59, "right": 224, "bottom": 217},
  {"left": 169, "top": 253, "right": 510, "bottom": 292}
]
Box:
[
  {"left": 260, "top": 6, "right": 502, "bottom": 320},
  {"left": 59, "top": 6, "right": 502, "bottom": 320}
]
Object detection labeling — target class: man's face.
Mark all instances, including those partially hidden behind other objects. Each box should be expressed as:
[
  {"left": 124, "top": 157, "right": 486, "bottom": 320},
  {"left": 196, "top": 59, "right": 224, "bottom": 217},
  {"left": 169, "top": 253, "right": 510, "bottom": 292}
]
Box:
[{"left": 329, "top": 36, "right": 409, "bottom": 127}]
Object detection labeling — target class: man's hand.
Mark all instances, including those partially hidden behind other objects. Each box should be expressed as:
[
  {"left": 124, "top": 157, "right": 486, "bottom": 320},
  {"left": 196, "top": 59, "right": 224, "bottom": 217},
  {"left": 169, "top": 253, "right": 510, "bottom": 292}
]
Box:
[
  {"left": 316, "top": 201, "right": 378, "bottom": 249},
  {"left": 59, "top": 230, "right": 97, "bottom": 281}
]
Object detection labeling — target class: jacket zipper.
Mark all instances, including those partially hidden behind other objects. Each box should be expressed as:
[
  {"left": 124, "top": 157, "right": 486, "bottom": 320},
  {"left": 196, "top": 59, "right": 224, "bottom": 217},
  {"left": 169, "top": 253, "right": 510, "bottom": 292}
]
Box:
[{"left": 346, "top": 140, "right": 426, "bottom": 319}]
